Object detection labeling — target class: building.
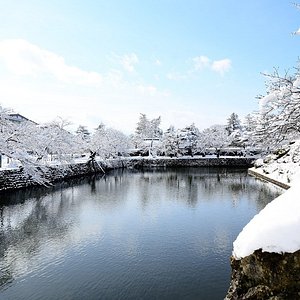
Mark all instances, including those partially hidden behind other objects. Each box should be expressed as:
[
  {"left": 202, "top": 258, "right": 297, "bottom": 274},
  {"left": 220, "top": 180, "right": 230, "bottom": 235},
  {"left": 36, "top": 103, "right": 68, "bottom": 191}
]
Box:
[{"left": 7, "top": 113, "right": 38, "bottom": 125}]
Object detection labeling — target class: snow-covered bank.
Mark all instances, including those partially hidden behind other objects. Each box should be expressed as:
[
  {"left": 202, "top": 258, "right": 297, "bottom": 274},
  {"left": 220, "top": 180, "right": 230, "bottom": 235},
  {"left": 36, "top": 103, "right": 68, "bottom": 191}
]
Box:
[
  {"left": 251, "top": 140, "right": 300, "bottom": 186},
  {"left": 233, "top": 141, "right": 300, "bottom": 259},
  {"left": 248, "top": 168, "right": 290, "bottom": 189},
  {"left": 233, "top": 181, "right": 300, "bottom": 259},
  {"left": 226, "top": 141, "right": 300, "bottom": 299}
]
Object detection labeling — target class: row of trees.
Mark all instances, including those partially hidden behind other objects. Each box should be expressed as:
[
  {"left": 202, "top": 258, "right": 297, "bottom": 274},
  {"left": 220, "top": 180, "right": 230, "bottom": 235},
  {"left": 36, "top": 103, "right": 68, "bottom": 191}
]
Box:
[
  {"left": 124, "top": 8, "right": 300, "bottom": 156},
  {"left": 3, "top": 5, "right": 300, "bottom": 184},
  {"left": 0, "top": 107, "right": 258, "bottom": 180},
  {"left": 130, "top": 112, "right": 254, "bottom": 157},
  {"left": 2, "top": 58, "right": 300, "bottom": 184},
  {"left": 0, "top": 109, "right": 76, "bottom": 183},
  {"left": 0, "top": 108, "right": 131, "bottom": 183}
]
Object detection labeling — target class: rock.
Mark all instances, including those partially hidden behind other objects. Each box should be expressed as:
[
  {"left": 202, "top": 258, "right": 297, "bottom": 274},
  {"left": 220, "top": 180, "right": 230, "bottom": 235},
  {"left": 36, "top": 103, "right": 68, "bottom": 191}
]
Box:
[{"left": 225, "top": 249, "right": 300, "bottom": 299}]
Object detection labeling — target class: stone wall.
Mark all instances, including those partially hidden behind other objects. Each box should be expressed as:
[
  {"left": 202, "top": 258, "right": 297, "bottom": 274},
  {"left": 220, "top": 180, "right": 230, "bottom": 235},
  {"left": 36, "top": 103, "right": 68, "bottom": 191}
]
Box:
[
  {"left": 126, "top": 157, "right": 255, "bottom": 169},
  {"left": 225, "top": 249, "right": 300, "bottom": 300},
  {"left": 0, "top": 159, "right": 124, "bottom": 192},
  {"left": 0, "top": 157, "right": 255, "bottom": 192}
]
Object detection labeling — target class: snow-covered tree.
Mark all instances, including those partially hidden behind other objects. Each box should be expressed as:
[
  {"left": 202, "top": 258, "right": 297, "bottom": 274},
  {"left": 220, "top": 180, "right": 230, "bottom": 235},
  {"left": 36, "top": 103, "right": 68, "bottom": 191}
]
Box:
[
  {"left": 90, "top": 124, "right": 130, "bottom": 158},
  {"left": 0, "top": 106, "right": 83, "bottom": 184},
  {"left": 135, "top": 113, "right": 148, "bottom": 137},
  {"left": 76, "top": 125, "right": 90, "bottom": 141},
  {"left": 74, "top": 125, "right": 91, "bottom": 154},
  {"left": 133, "top": 113, "right": 148, "bottom": 147},
  {"left": 177, "top": 123, "right": 200, "bottom": 156},
  {"left": 215, "top": 112, "right": 256, "bottom": 150},
  {"left": 239, "top": 113, "right": 258, "bottom": 150},
  {"left": 202, "top": 125, "right": 231, "bottom": 156},
  {"left": 90, "top": 123, "right": 106, "bottom": 157},
  {"left": 0, "top": 107, "right": 50, "bottom": 184},
  {"left": 196, "top": 131, "right": 207, "bottom": 156},
  {"left": 37, "top": 118, "right": 77, "bottom": 162},
  {"left": 244, "top": 113, "right": 256, "bottom": 134},
  {"left": 103, "top": 127, "right": 130, "bottom": 157},
  {"left": 226, "top": 112, "right": 241, "bottom": 135},
  {"left": 162, "top": 125, "right": 180, "bottom": 157},
  {"left": 132, "top": 113, "right": 163, "bottom": 155},
  {"left": 255, "top": 67, "right": 300, "bottom": 148},
  {"left": 149, "top": 116, "right": 163, "bottom": 139},
  {"left": 134, "top": 113, "right": 162, "bottom": 141}
]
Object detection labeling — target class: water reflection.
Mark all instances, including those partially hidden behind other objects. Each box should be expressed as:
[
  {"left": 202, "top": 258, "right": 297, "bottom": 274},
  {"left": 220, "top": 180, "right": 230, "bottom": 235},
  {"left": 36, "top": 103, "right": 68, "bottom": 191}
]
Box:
[{"left": 0, "top": 167, "right": 282, "bottom": 299}]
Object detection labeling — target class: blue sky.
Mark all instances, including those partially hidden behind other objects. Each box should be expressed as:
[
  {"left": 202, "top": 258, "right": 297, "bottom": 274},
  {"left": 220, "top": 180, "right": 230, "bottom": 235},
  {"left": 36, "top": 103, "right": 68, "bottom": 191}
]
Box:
[{"left": 0, "top": 0, "right": 299, "bottom": 133}]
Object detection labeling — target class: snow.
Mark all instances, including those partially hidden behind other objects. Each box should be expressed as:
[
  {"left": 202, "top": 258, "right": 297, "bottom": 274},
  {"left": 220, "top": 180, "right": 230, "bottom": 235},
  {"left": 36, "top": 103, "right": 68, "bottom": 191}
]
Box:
[
  {"left": 233, "top": 178, "right": 300, "bottom": 259},
  {"left": 251, "top": 140, "right": 300, "bottom": 185},
  {"left": 293, "top": 75, "right": 300, "bottom": 87},
  {"left": 259, "top": 92, "right": 278, "bottom": 112},
  {"left": 294, "top": 28, "right": 300, "bottom": 35},
  {"left": 233, "top": 141, "right": 300, "bottom": 259}
]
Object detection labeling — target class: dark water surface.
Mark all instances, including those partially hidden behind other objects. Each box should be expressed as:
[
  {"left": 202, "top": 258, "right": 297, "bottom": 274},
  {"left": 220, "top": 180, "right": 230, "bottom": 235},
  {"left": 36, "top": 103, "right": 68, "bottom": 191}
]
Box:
[{"left": 0, "top": 167, "right": 282, "bottom": 300}]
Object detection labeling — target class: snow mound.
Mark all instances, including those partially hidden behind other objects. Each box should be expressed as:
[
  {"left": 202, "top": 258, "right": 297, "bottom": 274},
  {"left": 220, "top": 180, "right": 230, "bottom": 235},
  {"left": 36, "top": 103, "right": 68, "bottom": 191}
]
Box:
[{"left": 233, "top": 175, "right": 300, "bottom": 259}]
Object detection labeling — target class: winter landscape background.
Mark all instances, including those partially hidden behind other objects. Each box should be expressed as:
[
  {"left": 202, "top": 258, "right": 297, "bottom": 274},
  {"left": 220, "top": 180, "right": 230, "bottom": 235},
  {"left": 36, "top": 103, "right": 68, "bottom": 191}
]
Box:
[{"left": 1, "top": 1, "right": 300, "bottom": 299}]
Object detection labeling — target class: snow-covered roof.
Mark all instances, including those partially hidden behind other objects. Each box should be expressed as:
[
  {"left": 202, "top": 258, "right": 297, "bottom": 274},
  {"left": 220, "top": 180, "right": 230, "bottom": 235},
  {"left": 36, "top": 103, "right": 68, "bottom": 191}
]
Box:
[{"left": 8, "top": 113, "right": 38, "bottom": 125}]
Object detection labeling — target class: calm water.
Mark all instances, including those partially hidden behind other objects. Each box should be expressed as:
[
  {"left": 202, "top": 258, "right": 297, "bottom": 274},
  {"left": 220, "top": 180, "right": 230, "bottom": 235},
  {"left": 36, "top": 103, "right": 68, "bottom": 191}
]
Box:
[{"left": 0, "top": 167, "right": 282, "bottom": 300}]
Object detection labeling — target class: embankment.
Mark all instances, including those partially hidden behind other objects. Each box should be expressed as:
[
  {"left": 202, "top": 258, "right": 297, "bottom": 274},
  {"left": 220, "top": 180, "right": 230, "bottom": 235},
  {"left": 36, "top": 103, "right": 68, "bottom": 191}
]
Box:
[
  {"left": 225, "top": 167, "right": 300, "bottom": 300},
  {"left": 248, "top": 167, "right": 291, "bottom": 190}
]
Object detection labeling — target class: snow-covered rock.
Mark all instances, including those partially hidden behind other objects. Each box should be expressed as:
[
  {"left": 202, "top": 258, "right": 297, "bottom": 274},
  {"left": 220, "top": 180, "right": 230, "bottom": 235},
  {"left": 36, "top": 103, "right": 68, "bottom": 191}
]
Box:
[
  {"left": 232, "top": 141, "right": 300, "bottom": 258},
  {"left": 233, "top": 179, "right": 300, "bottom": 259}
]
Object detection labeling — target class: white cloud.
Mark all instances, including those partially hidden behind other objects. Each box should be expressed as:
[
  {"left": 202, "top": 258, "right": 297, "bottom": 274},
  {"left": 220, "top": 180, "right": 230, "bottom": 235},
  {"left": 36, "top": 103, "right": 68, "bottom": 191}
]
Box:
[
  {"left": 192, "top": 55, "right": 232, "bottom": 75},
  {"left": 0, "top": 39, "right": 103, "bottom": 86},
  {"left": 119, "top": 53, "right": 139, "bottom": 73},
  {"left": 211, "top": 58, "right": 232, "bottom": 75},
  {"left": 0, "top": 39, "right": 234, "bottom": 134},
  {"left": 167, "top": 55, "right": 232, "bottom": 81},
  {"left": 193, "top": 55, "right": 211, "bottom": 70},
  {"left": 0, "top": 39, "right": 175, "bottom": 133}
]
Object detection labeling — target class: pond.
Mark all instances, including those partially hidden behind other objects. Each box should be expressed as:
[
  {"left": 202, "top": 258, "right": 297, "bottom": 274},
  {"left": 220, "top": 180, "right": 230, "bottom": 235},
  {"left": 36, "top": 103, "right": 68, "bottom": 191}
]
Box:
[{"left": 0, "top": 167, "right": 282, "bottom": 300}]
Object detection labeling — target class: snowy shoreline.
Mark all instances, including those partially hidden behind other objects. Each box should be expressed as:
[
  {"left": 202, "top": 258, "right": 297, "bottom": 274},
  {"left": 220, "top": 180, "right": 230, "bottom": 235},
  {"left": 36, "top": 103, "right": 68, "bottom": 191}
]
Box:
[
  {"left": 226, "top": 143, "right": 300, "bottom": 299},
  {"left": 248, "top": 167, "right": 290, "bottom": 190},
  {"left": 233, "top": 141, "right": 300, "bottom": 259}
]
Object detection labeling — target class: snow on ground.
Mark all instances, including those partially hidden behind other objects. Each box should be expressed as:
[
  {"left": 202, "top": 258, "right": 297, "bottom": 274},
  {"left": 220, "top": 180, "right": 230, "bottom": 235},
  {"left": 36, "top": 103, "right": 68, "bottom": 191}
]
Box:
[
  {"left": 233, "top": 179, "right": 300, "bottom": 259},
  {"left": 250, "top": 140, "right": 300, "bottom": 186},
  {"left": 233, "top": 140, "right": 300, "bottom": 259}
]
